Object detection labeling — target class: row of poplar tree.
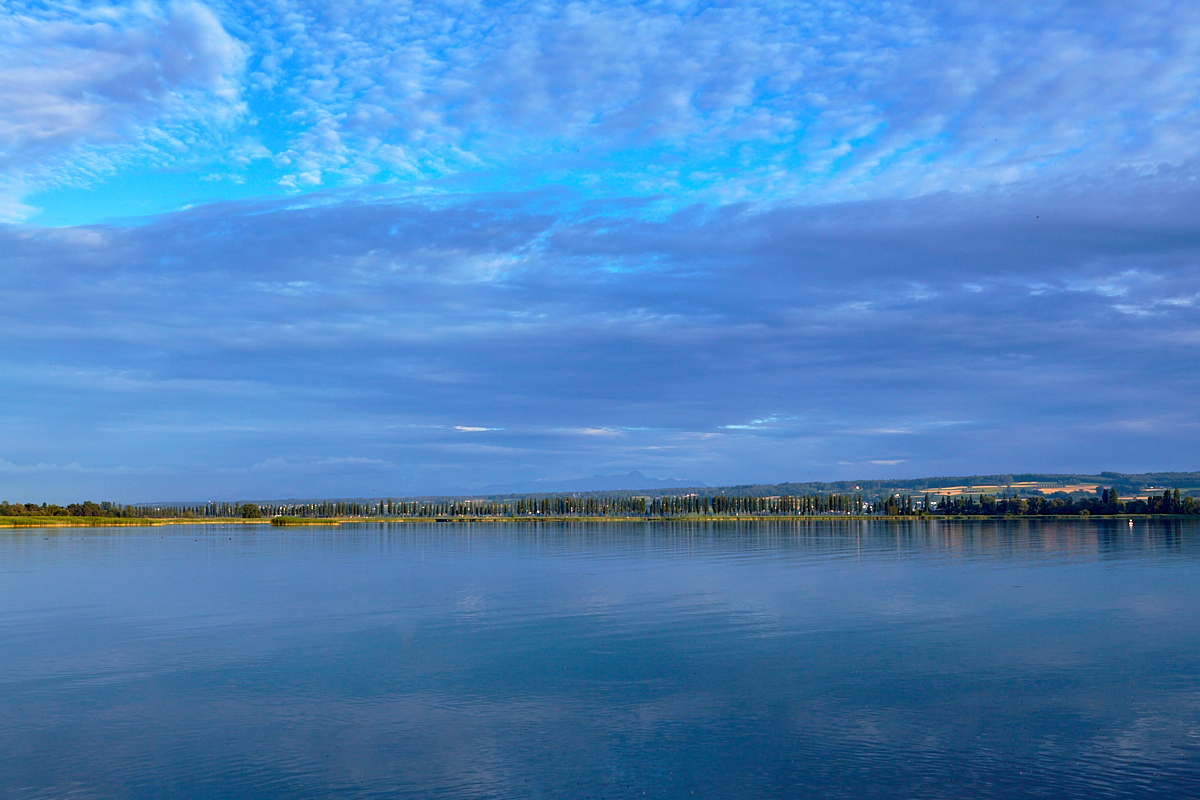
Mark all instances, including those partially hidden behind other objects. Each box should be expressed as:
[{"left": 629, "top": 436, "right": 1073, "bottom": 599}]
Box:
[
  {"left": 266, "top": 493, "right": 868, "bottom": 518},
  {"left": 5, "top": 489, "right": 1196, "bottom": 520},
  {"left": 920, "top": 489, "right": 1197, "bottom": 516}
]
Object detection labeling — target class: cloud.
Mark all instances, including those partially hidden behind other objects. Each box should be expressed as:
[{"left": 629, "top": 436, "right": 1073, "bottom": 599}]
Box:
[
  {"left": 0, "top": 459, "right": 89, "bottom": 474},
  {"left": 215, "top": 0, "right": 1200, "bottom": 200},
  {"left": 2, "top": 170, "right": 1200, "bottom": 497},
  {"left": 15, "top": 0, "right": 1197, "bottom": 219},
  {"left": 316, "top": 456, "right": 393, "bottom": 466},
  {"left": 0, "top": 1, "right": 245, "bottom": 216}
]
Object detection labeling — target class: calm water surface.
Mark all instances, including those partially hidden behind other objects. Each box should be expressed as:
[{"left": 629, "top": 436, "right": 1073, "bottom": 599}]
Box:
[{"left": 2, "top": 519, "right": 1199, "bottom": 799}]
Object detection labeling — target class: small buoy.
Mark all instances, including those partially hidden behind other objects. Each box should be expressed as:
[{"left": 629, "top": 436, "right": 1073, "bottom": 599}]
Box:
[{"left": 1128, "top": 519, "right": 1134, "bottom": 525}]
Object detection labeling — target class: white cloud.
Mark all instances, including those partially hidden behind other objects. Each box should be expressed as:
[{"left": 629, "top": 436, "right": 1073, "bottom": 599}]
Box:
[
  {"left": 9, "top": 1, "right": 1200, "bottom": 215},
  {"left": 316, "top": 456, "right": 392, "bottom": 466},
  {"left": 0, "top": 1, "right": 246, "bottom": 215},
  {"left": 0, "top": 458, "right": 88, "bottom": 473},
  {"left": 221, "top": 0, "right": 1200, "bottom": 200}
]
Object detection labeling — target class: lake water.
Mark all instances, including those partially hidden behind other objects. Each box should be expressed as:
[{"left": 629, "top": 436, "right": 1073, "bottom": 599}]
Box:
[{"left": 2, "top": 519, "right": 1199, "bottom": 799}]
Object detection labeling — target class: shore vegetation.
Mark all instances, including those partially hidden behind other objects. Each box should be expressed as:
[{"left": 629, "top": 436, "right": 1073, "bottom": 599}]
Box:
[{"left": 4, "top": 475, "right": 1198, "bottom": 527}]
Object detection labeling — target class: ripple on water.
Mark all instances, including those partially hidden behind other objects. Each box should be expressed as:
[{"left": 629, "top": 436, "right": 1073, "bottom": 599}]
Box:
[{"left": 1, "top": 519, "right": 1199, "bottom": 798}]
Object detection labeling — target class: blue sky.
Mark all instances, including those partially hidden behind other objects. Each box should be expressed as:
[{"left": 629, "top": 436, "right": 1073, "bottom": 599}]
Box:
[{"left": 2, "top": 0, "right": 1199, "bottom": 501}]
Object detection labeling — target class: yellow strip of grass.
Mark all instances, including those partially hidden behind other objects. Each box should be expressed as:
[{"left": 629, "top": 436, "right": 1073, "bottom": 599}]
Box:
[
  {"left": 0, "top": 516, "right": 163, "bottom": 527},
  {"left": 0, "top": 517, "right": 276, "bottom": 528}
]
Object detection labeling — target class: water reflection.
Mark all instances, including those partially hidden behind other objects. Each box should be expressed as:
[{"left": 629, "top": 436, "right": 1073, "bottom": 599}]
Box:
[
  {"left": 295, "top": 517, "right": 1200, "bottom": 558},
  {"left": 1, "top": 519, "right": 1198, "bottom": 799}
]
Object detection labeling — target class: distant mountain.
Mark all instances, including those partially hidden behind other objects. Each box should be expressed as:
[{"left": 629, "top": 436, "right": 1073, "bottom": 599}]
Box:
[{"left": 474, "top": 471, "right": 706, "bottom": 495}]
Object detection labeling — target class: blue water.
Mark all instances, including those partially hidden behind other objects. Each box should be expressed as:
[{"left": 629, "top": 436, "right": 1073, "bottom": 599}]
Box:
[{"left": 2, "top": 519, "right": 1199, "bottom": 798}]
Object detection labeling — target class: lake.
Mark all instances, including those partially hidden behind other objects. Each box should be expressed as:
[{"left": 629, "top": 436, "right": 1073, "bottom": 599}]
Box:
[{"left": 2, "top": 519, "right": 1199, "bottom": 798}]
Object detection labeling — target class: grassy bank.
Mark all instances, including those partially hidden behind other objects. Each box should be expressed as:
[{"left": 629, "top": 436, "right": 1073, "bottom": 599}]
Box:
[
  {"left": 0, "top": 516, "right": 164, "bottom": 527},
  {"left": 0, "top": 517, "right": 275, "bottom": 528}
]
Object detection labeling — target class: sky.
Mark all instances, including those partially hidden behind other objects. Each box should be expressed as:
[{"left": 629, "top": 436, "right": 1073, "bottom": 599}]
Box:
[{"left": 2, "top": 0, "right": 1199, "bottom": 502}]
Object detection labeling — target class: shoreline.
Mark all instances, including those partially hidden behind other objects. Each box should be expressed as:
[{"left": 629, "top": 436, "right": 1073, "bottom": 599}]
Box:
[
  {"left": 1, "top": 513, "right": 1195, "bottom": 529},
  {"left": 0, "top": 517, "right": 274, "bottom": 528}
]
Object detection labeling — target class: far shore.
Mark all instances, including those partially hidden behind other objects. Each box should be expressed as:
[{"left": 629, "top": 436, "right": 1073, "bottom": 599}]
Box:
[
  {"left": 1, "top": 513, "right": 1197, "bottom": 529},
  {"left": 0, "top": 517, "right": 274, "bottom": 528}
]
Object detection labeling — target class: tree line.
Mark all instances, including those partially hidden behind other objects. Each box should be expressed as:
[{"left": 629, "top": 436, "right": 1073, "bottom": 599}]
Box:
[
  {"left": 219, "top": 490, "right": 1200, "bottom": 518},
  {"left": 0, "top": 500, "right": 264, "bottom": 519},
  {"left": 913, "top": 488, "right": 1196, "bottom": 517},
  {"left": 2, "top": 488, "right": 1196, "bottom": 520},
  {"left": 270, "top": 493, "right": 869, "bottom": 518},
  {"left": 0, "top": 494, "right": 867, "bottom": 519}
]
